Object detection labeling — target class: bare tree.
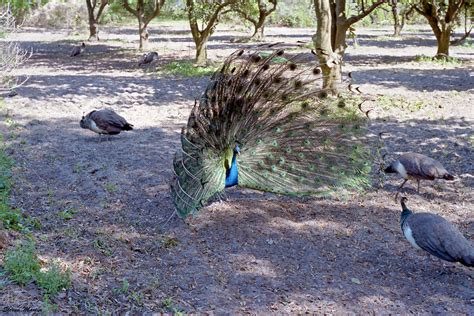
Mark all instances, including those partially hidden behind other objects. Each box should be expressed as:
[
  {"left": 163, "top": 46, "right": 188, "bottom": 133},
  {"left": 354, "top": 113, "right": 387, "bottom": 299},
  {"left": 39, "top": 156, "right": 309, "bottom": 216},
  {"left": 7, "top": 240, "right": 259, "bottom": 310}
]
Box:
[
  {"left": 0, "top": 8, "right": 30, "bottom": 95},
  {"left": 232, "top": 0, "right": 277, "bottom": 41},
  {"left": 414, "top": 0, "right": 467, "bottom": 57},
  {"left": 312, "top": 0, "right": 385, "bottom": 93},
  {"left": 186, "top": 0, "right": 237, "bottom": 66},
  {"left": 85, "top": 0, "right": 109, "bottom": 41},
  {"left": 122, "top": 0, "right": 166, "bottom": 49}
]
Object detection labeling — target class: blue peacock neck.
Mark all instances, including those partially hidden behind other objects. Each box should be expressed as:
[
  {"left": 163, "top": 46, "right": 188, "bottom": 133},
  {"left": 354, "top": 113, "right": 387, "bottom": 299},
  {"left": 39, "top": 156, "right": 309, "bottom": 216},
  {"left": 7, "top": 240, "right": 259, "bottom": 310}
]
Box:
[
  {"left": 400, "top": 199, "right": 412, "bottom": 231},
  {"left": 225, "top": 151, "right": 239, "bottom": 187}
]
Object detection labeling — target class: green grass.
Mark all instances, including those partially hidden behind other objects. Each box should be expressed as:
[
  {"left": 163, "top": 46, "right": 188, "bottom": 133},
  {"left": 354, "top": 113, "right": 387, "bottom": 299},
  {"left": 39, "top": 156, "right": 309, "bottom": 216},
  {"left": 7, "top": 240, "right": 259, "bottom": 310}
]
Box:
[
  {"left": 0, "top": 133, "right": 25, "bottom": 231},
  {"left": 3, "top": 240, "right": 41, "bottom": 286},
  {"left": 414, "top": 54, "right": 462, "bottom": 66},
  {"left": 377, "top": 95, "right": 428, "bottom": 113},
  {"left": 35, "top": 262, "right": 71, "bottom": 296},
  {"left": 58, "top": 209, "right": 76, "bottom": 220},
  {"left": 161, "top": 61, "right": 217, "bottom": 77},
  {"left": 93, "top": 237, "right": 113, "bottom": 256},
  {"left": 4, "top": 240, "right": 71, "bottom": 296},
  {"left": 105, "top": 183, "right": 117, "bottom": 193}
]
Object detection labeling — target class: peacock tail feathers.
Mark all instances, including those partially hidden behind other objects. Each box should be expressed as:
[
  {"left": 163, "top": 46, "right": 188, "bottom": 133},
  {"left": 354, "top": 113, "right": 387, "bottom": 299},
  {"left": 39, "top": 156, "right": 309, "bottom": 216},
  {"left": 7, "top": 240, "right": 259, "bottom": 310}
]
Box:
[{"left": 171, "top": 46, "right": 378, "bottom": 218}]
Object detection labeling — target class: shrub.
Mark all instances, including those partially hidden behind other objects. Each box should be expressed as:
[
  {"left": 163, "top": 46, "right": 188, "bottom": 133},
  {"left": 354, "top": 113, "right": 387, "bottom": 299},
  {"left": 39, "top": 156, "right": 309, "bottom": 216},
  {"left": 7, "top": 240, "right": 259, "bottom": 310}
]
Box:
[
  {"left": 36, "top": 262, "right": 71, "bottom": 296},
  {"left": 25, "top": 1, "right": 87, "bottom": 30},
  {"left": 4, "top": 240, "right": 40, "bottom": 286},
  {"left": 0, "top": 10, "right": 30, "bottom": 93}
]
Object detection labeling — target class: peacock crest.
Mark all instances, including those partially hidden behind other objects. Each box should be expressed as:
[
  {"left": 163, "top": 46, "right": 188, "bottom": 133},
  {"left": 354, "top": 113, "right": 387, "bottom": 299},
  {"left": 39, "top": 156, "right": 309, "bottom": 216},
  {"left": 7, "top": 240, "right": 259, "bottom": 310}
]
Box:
[{"left": 171, "top": 46, "right": 378, "bottom": 218}]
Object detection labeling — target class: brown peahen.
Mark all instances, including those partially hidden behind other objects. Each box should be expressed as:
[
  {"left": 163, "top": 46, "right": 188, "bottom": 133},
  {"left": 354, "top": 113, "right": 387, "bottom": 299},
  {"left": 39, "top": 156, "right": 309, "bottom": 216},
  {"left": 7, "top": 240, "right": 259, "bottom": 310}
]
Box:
[
  {"left": 170, "top": 47, "right": 377, "bottom": 218},
  {"left": 71, "top": 42, "right": 85, "bottom": 57},
  {"left": 80, "top": 109, "right": 133, "bottom": 136},
  {"left": 139, "top": 51, "right": 159, "bottom": 66},
  {"left": 385, "top": 153, "right": 454, "bottom": 199}
]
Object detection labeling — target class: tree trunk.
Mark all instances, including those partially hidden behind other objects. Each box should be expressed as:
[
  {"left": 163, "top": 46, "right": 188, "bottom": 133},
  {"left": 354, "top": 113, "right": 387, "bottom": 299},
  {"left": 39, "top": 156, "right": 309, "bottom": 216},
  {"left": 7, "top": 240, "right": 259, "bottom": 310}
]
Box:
[
  {"left": 251, "top": 25, "right": 264, "bottom": 41},
  {"left": 195, "top": 38, "right": 208, "bottom": 66},
  {"left": 391, "top": 2, "right": 401, "bottom": 36},
  {"left": 88, "top": 21, "right": 99, "bottom": 41},
  {"left": 436, "top": 28, "right": 451, "bottom": 57},
  {"left": 138, "top": 15, "right": 148, "bottom": 50},
  {"left": 321, "top": 63, "right": 342, "bottom": 92}
]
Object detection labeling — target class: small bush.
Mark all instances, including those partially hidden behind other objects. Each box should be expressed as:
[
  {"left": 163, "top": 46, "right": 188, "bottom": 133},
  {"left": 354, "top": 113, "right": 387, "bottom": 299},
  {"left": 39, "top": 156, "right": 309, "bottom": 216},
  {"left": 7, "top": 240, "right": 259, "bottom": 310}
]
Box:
[
  {"left": 25, "top": 2, "right": 87, "bottom": 30},
  {"left": 36, "top": 262, "right": 71, "bottom": 296},
  {"left": 161, "top": 61, "right": 217, "bottom": 77},
  {"left": 4, "top": 240, "right": 71, "bottom": 296},
  {"left": 4, "top": 240, "right": 40, "bottom": 286}
]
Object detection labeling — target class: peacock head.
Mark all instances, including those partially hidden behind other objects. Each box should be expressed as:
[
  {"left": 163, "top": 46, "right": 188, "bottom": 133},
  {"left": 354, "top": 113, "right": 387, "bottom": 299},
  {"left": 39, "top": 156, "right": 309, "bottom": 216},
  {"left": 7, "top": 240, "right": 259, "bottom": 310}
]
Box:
[
  {"left": 79, "top": 112, "right": 89, "bottom": 129},
  {"left": 234, "top": 144, "right": 241, "bottom": 155}
]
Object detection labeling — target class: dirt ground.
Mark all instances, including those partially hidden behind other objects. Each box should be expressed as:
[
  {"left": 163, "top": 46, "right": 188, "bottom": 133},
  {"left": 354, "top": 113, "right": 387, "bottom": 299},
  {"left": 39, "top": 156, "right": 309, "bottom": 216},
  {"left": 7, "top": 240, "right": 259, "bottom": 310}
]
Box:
[{"left": 0, "top": 22, "right": 473, "bottom": 314}]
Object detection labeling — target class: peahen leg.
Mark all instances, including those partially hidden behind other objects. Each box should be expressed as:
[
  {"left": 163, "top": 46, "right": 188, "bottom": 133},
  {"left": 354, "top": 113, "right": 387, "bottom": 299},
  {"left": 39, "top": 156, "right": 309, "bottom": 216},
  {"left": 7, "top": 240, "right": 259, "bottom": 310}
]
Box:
[
  {"left": 395, "top": 179, "right": 408, "bottom": 200},
  {"left": 416, "top": 179, "right": 420, "bottom": 193}
]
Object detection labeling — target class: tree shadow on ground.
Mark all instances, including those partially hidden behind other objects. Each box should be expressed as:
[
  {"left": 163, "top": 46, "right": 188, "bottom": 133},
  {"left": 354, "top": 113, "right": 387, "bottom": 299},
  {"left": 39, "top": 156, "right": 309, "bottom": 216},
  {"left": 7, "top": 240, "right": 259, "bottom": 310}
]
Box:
[
  {"left": 15, "top": 72, "right": 208, "bottom": 106},
  {"left": 2, "top": 112, "right": 472, "bottom": 313},
  {"left": 352, "top": 67, "right": 474, "bottom": 92}
]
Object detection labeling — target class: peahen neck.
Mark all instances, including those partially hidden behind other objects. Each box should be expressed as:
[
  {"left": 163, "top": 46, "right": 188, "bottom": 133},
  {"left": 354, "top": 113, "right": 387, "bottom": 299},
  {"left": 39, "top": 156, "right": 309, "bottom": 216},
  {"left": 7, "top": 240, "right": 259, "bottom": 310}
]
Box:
[
  {"left": 400, "top": 200, "right": 413, "bottom": 230},
  {"left": 225, "top": 152, "right": 239, "bottom": 187}
]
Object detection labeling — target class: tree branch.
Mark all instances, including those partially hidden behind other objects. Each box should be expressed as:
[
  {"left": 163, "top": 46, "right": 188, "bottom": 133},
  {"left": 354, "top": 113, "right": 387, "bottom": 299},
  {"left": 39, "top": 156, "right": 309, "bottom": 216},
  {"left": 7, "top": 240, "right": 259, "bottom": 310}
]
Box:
[
  {"left": 203, "top": 0, "right": 237, "bottom": 34},
  {"left": 144, "top": 0, "right": 166, "bottom": 26},
  {"left": 96, "top": 0, "right": 109, "bottom": 20},
  {"left": 122, "top": 0, "right": 138, "bottom": 16},
  {"left": 233, "top": 8, "right": 258, "bottom": 26},
  {"left": 345, "top": 0, "right": 386, "bottom": 26}
]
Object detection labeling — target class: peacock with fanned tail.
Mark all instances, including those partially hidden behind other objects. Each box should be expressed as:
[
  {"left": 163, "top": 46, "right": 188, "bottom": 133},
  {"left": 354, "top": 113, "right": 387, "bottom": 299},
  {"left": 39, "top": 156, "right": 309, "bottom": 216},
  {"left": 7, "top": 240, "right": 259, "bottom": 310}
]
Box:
[{"left": 171, "top": 47, "right": 377, "bottom": 218}]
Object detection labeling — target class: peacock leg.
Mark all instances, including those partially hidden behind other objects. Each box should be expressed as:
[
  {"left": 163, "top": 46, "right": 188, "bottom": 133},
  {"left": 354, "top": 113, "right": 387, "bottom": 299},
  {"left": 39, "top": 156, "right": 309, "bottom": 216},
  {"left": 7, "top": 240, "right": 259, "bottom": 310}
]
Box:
[{"left": 395, "top": 179, "right": 408, "bottom": 200}]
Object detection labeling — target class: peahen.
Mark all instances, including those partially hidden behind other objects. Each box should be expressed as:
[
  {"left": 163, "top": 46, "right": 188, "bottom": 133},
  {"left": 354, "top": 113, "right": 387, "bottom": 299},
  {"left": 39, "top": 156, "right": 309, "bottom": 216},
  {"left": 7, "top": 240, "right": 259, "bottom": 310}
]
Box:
[
  {"left": 80, "top": 109, "right": 133, "bottom": 137},
  {"left": 385, "top": 153, "right": 454, "bottom": 199},
  {"left": 139, "top": 52, "right": 159, "bottom": 66},
  {"left": 400, "top": 197, "right": 473, "bottom": 267},
  {"left": 71, "top": 42, "right": 85, "bottom": 57},
  {"left": 170, "top": 47, "right": 377, "bottom": 218}
]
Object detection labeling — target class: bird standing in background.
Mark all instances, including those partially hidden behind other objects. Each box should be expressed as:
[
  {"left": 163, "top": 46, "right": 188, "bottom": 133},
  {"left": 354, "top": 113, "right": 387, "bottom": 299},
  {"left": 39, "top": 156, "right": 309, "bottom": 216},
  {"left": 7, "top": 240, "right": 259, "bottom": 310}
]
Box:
[
  {"left": 400, "top": 197, "right": 473, "bottom": 267},
  {"left": 170, "top": 47, "right": 379, "bottom": 218},
  {"left": 139, "top": 52, "right": 159, "bottom": 66},
  {"left": 80, "top": 109, "right": 133, "bottom": 139},
  {"left": 384, "top": 152, "right": 454, "bottom": 199},
  {"left": 71, "top": 42, "right": 86, "bottom": 57}
]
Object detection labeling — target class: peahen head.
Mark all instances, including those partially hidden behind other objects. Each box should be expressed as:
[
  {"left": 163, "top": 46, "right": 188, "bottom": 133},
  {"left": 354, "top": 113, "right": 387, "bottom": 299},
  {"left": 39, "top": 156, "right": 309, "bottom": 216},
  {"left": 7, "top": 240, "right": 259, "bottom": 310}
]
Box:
[
  {"left": 400, "top": 196, "right": 413, "bottom": 228},
  {"left": 79, "top": 112, "right": 90, "bottom": 129}
]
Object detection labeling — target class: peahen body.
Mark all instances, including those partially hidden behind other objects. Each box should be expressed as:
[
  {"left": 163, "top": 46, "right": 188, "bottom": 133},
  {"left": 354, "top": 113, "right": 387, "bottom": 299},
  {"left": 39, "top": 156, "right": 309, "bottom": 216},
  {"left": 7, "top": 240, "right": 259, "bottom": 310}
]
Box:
[
  {"left": 139, "top": 52, "right": 159, "bottom": 66},
  {"left": 171, "top": 47, "right": 377, "bottom": 218},
  {"left": 400, "top": 197, "right": 473, "bottom": 267},
  {"left": 71, "top": 42, "right": 85, "bottom": 57},
  {"left": 385, "top": 153, "right": 454, "bottom": 198},
  {"left": 80, "top": 109, "right": 133, "bottom": 136}
]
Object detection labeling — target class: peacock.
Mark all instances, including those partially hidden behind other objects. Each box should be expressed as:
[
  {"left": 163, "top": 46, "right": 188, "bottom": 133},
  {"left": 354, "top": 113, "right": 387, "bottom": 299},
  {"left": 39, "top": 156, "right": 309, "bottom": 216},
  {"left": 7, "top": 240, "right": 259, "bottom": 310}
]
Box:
[
  {"left": 170, "top": 47, "right": 378, "bottom": 218},
  {"left": 71, "top": 42, "right": 86, "bottom": 57}
]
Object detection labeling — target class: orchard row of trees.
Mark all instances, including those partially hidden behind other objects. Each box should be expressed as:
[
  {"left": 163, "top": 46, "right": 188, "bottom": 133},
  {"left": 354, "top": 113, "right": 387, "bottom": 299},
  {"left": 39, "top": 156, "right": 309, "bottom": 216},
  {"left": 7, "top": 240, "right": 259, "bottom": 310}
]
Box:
[{"left": 1, "top": 0, "right": 472, "bottom": 88}]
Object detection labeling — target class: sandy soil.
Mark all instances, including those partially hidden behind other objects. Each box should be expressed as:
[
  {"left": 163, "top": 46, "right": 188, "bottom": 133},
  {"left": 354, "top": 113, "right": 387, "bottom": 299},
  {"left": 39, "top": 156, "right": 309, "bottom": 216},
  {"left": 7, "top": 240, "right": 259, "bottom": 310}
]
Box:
[{"left": 0, "top": 22, "right": 473, "bottom": 314}]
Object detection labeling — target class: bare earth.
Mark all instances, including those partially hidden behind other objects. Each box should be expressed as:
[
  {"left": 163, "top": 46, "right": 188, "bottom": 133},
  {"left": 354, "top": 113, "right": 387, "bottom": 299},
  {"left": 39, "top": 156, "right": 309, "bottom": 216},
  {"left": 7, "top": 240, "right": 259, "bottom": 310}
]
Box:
[{"left": 0, "top": 22, "right": 473, "bottom": 313}]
